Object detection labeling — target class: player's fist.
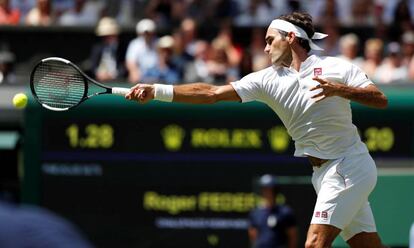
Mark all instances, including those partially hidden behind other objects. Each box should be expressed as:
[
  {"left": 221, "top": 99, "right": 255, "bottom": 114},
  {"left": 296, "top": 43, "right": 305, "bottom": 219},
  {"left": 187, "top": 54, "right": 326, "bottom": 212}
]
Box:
[{"left": 125, "top": 83, "right": 154, "bottom": 104}]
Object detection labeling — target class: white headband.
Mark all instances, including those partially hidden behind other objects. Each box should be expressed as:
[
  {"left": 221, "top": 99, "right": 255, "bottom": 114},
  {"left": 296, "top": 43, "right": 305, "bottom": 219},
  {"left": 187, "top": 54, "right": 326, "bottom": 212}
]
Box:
[{"left": 269, "top": 19, "right": 328, "bottom": 51}]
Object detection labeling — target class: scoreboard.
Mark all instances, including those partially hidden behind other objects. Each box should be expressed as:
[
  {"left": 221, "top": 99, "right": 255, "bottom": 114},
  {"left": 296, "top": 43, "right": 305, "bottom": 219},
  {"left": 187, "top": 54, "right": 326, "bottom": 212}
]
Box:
[{"left": 23, "top": 87, "right": 414, "bottom": 247}]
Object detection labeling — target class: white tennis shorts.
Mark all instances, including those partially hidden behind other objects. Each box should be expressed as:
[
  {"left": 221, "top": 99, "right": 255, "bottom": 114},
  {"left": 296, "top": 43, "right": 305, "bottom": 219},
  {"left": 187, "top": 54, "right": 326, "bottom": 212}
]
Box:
[{"left": 310, "top": 152, "right": 377, "bottom": 241}]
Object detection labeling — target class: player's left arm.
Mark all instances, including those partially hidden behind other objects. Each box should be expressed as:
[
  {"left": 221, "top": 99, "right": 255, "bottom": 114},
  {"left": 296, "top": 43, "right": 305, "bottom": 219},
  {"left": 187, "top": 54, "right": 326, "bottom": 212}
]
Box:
[{"left": 310, "top": 78, "right": 388, "bottom": 109}]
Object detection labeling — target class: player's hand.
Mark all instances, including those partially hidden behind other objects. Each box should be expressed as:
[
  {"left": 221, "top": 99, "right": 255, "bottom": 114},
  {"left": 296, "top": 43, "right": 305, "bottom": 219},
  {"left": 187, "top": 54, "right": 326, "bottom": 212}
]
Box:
[
  {"left": 125, "top": 83, "right": 155, "bottom": 104},
  {"left": 310, "top": 77, "right": 345, "bottom": 103}
]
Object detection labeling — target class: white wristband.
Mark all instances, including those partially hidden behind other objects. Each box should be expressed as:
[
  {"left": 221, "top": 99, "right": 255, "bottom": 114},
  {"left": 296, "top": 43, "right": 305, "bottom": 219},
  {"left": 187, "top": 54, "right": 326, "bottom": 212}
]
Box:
[{"left": 154, "top": 84, "right": 174, "bottom": 102}]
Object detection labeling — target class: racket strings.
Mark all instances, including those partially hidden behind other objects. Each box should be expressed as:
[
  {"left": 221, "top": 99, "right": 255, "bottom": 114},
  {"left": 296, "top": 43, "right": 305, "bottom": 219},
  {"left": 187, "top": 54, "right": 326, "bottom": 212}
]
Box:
[{"left": 33, "top": 61, "right": 86, "bottom": 109}]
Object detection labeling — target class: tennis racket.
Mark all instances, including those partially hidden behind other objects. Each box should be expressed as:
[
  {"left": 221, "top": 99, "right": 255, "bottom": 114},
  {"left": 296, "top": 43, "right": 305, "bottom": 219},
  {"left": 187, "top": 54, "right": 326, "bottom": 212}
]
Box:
[{"left": 30, "top": 57, "right": 131, "bottom": 111}]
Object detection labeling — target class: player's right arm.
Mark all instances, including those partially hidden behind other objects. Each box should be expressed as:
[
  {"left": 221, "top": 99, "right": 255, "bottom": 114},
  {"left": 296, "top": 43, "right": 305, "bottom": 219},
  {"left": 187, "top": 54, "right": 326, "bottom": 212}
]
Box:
[{"left": 126, "top": 83, "right": 242, "bottom": 104}]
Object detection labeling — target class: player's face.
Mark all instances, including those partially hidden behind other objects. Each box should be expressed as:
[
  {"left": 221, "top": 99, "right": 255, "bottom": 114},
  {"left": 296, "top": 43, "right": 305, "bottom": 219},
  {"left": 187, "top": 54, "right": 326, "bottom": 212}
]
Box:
[{"left": 264, "top": 28, "right": 292, "bottom": 67}]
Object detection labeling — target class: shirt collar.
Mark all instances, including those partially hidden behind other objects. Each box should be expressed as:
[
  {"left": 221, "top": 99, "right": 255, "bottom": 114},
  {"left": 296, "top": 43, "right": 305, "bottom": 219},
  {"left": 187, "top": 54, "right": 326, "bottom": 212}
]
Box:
[
  {"left": 300, "top": 54, "right": 319, "bottom": 71},
  {"left": 271, "top": 54, "right": 320, "bottom": 73}
]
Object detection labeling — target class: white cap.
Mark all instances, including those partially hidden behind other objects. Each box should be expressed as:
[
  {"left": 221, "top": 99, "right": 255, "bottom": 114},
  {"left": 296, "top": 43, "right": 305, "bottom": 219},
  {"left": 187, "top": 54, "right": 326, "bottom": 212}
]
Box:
[
  {"left": 403, "top": 31, "right": 414, "bottom": 44},
  {"left": 259, "top": 174, "right": 277, "bottom": 187},
  {"left": 157, "top": 35, "right": 175, "bottom": 49},
  {"left": 387, "top": 42, "right": 401, "bottom": 55},
  {"left": 96, "top": 17, "right": 120, "bottom": 36},
  {"left": 136, "top": 19, "right": 156, "bottom": 34}
]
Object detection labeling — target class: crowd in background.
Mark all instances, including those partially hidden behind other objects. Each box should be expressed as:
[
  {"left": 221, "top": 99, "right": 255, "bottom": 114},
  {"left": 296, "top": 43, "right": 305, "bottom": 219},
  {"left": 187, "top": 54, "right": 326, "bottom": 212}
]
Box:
[{"left": 0, "top": 0, "right": 414, "bottom": 85}]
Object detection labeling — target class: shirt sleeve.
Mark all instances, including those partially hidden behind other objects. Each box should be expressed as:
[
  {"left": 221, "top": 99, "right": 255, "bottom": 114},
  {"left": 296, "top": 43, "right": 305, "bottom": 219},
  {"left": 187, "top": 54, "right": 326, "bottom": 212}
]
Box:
[
  {"left": 344, "top": 62, "right": 373, "bottom": 88},
  {"left": 230, "top": 72, "right": 264, "bottom": 103}
]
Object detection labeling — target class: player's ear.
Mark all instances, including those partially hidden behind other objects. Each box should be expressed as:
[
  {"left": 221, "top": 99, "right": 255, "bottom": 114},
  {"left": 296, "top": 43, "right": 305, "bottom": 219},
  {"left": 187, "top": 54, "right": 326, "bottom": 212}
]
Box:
[{"left": 287, "top": 32, "right": 296, "bottom": 44}]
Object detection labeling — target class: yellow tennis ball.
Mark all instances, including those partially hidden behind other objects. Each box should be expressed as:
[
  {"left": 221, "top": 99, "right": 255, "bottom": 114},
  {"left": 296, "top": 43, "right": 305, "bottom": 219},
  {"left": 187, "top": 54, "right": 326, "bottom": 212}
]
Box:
[{"left": 13, "top": 93, "right": 28, "bottom": 109}]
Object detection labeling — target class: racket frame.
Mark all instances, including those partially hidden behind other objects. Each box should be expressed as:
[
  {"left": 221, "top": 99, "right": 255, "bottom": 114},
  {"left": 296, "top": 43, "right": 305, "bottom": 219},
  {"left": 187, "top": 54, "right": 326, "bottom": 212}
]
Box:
[{"left": 30, "top": 57, "right": 120, "bottom": 111}]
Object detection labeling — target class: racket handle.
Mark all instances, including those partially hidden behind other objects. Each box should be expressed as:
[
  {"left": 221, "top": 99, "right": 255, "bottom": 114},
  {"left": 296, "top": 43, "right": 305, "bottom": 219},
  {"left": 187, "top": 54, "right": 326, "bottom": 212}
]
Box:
[{"left": 112, "top": 87, "right": 130, "bottom": 96}]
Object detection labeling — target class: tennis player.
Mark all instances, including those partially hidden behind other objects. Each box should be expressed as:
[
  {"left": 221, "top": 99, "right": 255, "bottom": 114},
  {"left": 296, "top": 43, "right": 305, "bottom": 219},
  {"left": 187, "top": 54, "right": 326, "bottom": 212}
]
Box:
[{"left": 126, "top": 12, "right": 387, "bottom": 247}]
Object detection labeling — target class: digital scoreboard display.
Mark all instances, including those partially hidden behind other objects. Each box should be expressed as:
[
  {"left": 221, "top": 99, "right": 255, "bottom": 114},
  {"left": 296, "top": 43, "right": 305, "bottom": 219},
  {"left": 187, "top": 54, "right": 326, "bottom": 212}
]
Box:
[{"left": 23, "top": 94, "right": 414, "bottom": 247}]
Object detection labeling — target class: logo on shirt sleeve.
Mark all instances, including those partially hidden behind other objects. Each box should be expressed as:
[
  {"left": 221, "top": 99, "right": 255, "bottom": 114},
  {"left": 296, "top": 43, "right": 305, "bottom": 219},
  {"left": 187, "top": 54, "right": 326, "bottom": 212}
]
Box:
[
  {"left": 313, "top": 68, "right": 322, "bottom": 77},
  {"left": 314, "top": 211, "right": 329, "bottom": 221}
]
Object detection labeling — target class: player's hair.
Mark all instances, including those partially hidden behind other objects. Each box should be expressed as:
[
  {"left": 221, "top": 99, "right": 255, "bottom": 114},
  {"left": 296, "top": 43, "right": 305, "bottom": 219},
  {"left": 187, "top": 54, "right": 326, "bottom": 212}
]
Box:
[{"left": 278, "top": 12, "right": 315, "bottom": 52}]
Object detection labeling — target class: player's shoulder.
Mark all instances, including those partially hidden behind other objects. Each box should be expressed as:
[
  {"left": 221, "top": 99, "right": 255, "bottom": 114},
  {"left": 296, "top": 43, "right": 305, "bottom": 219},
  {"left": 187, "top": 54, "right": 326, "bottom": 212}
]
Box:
[
  {"left": 243, "top": 66, "right": 277, "bottom": 81},
  {"left": 250, "top": 66, "right": 275, "bottom": 76},
  {"left": 317, "top": 55, "right": 356, "bottom": 69},
  {"left": 318, "top": 55, "right": 350, "bottom": 65}
]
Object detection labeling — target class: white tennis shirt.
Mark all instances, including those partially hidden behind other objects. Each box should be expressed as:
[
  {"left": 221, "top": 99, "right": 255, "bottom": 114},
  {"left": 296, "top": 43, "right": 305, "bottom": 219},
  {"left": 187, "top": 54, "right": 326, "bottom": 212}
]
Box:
[{"left": 231, "top": 55, "right": 372, "bottom": 159}]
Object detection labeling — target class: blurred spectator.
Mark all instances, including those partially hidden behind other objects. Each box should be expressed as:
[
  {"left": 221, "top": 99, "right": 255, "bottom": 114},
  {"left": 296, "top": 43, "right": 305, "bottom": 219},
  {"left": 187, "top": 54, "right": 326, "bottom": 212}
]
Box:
[
  {"left": 317, "top": 22, "right": 340, "bottom": 56},
  {"left": 58, "top": 0, "right": 103, "bottom": 26},
  {"left": 373, "top": 0, "right": 388, "bottom": 39},
  {"left": 52, "top": 0, "right": 74, "bottom": 16},
  {"left": 400, "top": 23, "right": 414, "bottom": 81},
  {"left": 88, "top": 17, "right": 126, "bottom": 83},
  {"left": 350, "top": 0, "right": 376, "bottom": 26},
  {"left": 184, "top": 40, "right": 210, "bottom": 82},
  {"left": 409, "top": 56, "right": 414, "bottom": 80},
  {"left": 205, "top": 0, "right": 238, "bottom": 24},
  {"left": 382, "top": 0, "right": 414, "bottom": 25},
  {"left": 301, "top": 0, "right": 378, "bottom": 26},
  {"left": 286, "top": 0, "right": 301, "bottom": 12},
  {"left": 179, "top": 18, "right": 198, "bottom": 61},
  {"left": 141, "top": 35, "right": 181, "bottom": 85},
  {"left": 402, "top": 31, "right": 414, "bottom": 65},
  {"left": 234, "top": 0, "right": 288, "bottom": 27},
  {"left": 185, "top": 0, "right": 209, "bottom": 23},
  {"left": 337, "top": 33, "right": 364, "bottom": 67},
  {"left": 240, "top": 49, "right": 253, "bottom": 77},
  {"left": 115, "top": 0, "right": 133, "bottom": 26},
  {"left": 0, "top": 48, "right": 16, "bottom": 84},
  {"left": 250, "top": 28, "right": 270, "bottom": 71},
  {"left": 206, "top": 37, "right": 239, "bottom": 84},
  {"left": 10, "top": 0, "right": 35, "bottom": 21},
  {"left": 146, "top": 0, "right": 187, "bottom": 29},
  {"left": 248, "top": 175, "right": 297, "bottom": 248},
  {"left": 145, "top": 0, "right": 172, "bottom": 27},
  {"left": 214, "top": 23, "right": 242, "bottom": 67},
  {"left": 361, "top": 38, "right": 384, "bottom": 79},
  {"left": 385, "top": 0, "right": 414, "bottom": 38},
  {"left": 25, "top": 0, "right": 53, "bottom": 26},
  {"left": 125, "top": 18, "right": 158, "bottom": 84},
  {"left": 0, "top": 0, "right": 20, "bottom": 25},
  {"left": 306, "top": 0, "right": 352, "bottom": 26},
  {"left": 102, "top": 0, "right": 147, "bottom": 26},
  {"left": 0, "top": 200, "right": 93, "bottom": 248},
  {"left": 374, "top": 42, "right": 408, "bottom": 83},
  {"left": 323, "top": 0, "right": 338, "bottom": 22}
]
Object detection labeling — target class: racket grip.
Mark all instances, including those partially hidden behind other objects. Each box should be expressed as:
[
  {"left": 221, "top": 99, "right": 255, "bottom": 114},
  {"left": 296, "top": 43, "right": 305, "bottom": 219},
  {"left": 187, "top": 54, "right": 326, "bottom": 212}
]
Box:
[{"left": 112, "top": 87, "right": 130, "bottom": 96}]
